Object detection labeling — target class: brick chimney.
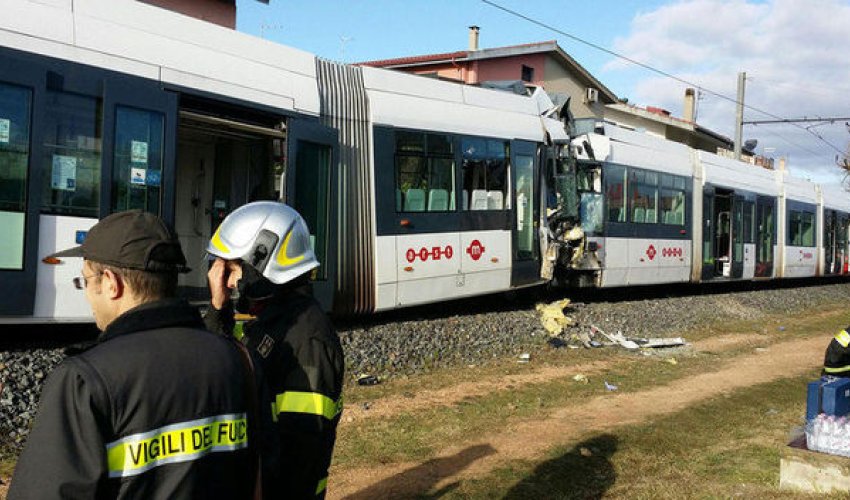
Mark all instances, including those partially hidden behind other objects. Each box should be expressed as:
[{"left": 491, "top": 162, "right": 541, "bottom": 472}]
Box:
[
  {"left": 683, "top": 88, "right": 696, "bottom": 123},
  {"left": 469, "top": 26, "right": 480, "bottom": 51}
]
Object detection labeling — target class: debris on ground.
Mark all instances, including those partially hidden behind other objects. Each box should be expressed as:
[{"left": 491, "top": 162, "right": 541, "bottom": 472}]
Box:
[
  {"left": 665, "top": 357, "right": 678, "bottom": 365},
  {"left": 572, "top": 374, "right": 589, "bottom": 384},
  {"left": 632, "top": 337, "right": 687, "bottom": 348},
  {"left": 591, "top": 325, "right": 639, "bottom": 350},
  {"left": 536, "top": 299, "right": 574, "bottom": 335},
  {"left": 579, "top": 447, "right": 593, "bottom": 457},
  {"left": 517, "top": 353, "right": 531, "bottom": 363},
  {"left": 357, "top": 375, "right": 380, "bottom": 386},
  {"left": 547, "top": 337, "right": 568, "bottom": 349},
  {"left": 604, "top": 381, "right": 618, "bottom": 391}
]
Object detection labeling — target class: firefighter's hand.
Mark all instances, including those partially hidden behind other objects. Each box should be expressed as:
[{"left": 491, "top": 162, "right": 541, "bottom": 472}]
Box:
[{"left": 208, "top": 258, "right": 230, "bottom": 310}]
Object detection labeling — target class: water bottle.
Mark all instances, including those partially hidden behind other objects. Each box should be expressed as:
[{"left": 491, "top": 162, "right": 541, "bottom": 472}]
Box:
[
  {"left": 806, "top": 418, "right": 817, "bottom": 450},
  {"left": 825, "top": 415, "right": 837, "bottom": 454},
  {"left": 838, "top": 416, "right": 850, "bottom": 457}
]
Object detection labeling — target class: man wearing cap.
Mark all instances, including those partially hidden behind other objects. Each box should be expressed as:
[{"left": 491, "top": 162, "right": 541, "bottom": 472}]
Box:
[{"left": 9, "top": 210, "right": 265, "bottom": 499}]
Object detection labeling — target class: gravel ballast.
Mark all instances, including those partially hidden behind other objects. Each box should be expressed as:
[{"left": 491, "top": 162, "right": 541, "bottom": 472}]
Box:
[{"left": 4, "top": 280, "right": 850, "bottom": 457}]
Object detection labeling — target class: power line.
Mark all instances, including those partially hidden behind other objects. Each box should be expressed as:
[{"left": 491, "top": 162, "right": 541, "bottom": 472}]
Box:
[{"left": 479, "top": 0, "right": 847, "bottom": 156}]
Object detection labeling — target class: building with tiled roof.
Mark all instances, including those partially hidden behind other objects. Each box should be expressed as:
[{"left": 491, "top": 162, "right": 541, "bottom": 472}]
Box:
[{"left": 360, "top": 27, "right": 734, "bottom": 154}]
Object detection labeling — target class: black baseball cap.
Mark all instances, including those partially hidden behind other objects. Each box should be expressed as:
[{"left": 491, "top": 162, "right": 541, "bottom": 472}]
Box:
[{"left": 48, "top": 210, "right": 190, "bottom": 273}]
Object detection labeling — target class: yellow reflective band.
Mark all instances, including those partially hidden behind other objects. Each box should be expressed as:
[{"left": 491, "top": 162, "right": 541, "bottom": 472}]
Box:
[
  {"left": 275, "top": 230, "right": 305, "bottom": 267},
  {"left": 274, "top": 391, "right": 342, "bottom": 420},
  {"left": 316, "top": 476, "right": 328, "bottom": 495},
  {"left": 836, "top": 330, "right": 850, "bottom": 348},
  {"left": 825, "top": 365, "right": 850, "bottom": 374},
  {"left": 105, "top": 413, "right": 248, "bottom": 478},
  {"left": 210, "top": 227, "right": 230, "bottom": 255}
]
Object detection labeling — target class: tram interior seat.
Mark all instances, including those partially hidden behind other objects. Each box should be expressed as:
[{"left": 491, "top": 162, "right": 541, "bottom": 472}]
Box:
[
  {"left": 610, "top": 207, "right": 625, "bottom": 222},
  {"left": 487, "top": 190, "right": 503, "bottom": 210},
  {"left": 404, "top": 188, "right": 426, "bottom": 212},
  {"left": 633, "top": 207, "right": 645, "bottom": 223},
  {"left": 471, "top": 190, "right": 489, "bottom": 210},
  {"left": 645, "top": 208, "right": 656, "bottom": 223},
  {"left": 428, "top": 189, "right": 449, "bottom": 211}
]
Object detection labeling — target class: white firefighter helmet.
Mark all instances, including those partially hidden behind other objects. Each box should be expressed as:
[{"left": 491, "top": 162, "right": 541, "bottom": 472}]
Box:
[{"left": 207, "top": 201, "right": 319, "bottom": 285}]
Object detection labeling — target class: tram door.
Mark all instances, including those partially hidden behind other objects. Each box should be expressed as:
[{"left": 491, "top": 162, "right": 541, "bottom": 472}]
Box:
[
  {"left": 825, "top": 210, "right": 837, "bottom": 275},
  {"left": 511, "top": 141, "right": 541, "bottom": 286},
  {"left": 175, "top": 110, "right": 282, "bottom": 300},
  {"left": 730, "top": 195, "right": 745, "bottom": 278},
  {"left": 701, "top": 189, "right": 715, "bottom": 281},
  {"left": 0, "top": 77, "right": 39, "bottom": 315},
  {"left": 755, "top": 196, "right": 775, "bottom": 278},
  {"left": 286, "top": 119, "right": 338, "bottom": 311}
]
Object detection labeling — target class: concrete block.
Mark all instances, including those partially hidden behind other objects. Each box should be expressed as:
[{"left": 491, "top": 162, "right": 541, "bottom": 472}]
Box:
[{"left": 780, "top": 436, "right": 850, "bottom": 493}]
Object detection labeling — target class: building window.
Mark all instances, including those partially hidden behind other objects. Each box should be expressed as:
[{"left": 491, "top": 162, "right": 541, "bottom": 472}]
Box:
[
  {"left": 395, "top": 131, "right": 455, "bottom": 212},
  {"left": 521, "top": 65, "right": 534, "bottom": 83}
]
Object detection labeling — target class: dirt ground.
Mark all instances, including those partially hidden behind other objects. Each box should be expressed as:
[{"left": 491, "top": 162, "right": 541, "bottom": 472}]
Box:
[
  {"left": 0, "top": 332, "right": 827, "bottom": 499},
  {"left": 329, "top": 333, "right": 827, "bottom": 499}
]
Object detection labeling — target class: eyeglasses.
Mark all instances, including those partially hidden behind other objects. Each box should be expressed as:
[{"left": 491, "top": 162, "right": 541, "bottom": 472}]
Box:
[{"left": 73, "top": 272, "right": 102, "bottom": 290}]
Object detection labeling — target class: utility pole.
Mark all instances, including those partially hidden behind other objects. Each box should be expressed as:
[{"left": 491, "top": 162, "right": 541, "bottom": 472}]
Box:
[{"left": 734, "top": 71, "right": 746, "bottom": 160}]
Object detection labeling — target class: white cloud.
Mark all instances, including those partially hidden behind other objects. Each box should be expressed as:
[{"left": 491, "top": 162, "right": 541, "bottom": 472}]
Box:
[{"left": 606, "top": 0, "right": 850, "bottom": 185}]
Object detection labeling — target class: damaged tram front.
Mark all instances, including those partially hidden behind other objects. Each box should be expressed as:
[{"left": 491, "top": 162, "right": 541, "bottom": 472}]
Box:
[{"left": 542, "top": 125, "right": 604, "bottom": 289}]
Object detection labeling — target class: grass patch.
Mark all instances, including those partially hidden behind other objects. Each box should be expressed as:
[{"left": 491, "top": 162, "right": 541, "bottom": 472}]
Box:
[
  {"left": 334, "top": 306, "right": 849, "bottom": 471},
  {"left": 456, "top": 373, "right": 841, "bottom": 499}
]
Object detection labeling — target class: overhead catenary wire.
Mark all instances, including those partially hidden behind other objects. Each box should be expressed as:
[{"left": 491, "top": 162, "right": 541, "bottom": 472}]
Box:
[{"left": 480, "top": 0, "right": 847, "bottom": 157}]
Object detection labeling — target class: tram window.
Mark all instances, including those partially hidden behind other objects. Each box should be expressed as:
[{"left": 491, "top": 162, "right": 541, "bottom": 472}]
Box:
[
  {"left": 0, "top": 82, "right": 32, "bottom": 270},
  {"left": 743, "top": 201, "right": 755, "bottom": 243},
  {"left": 461, "top": 138, "right": 510, "bottom": 211},
  {"left": 395, "top": 132, "right": 455, "bottom": 212},
  {"left": 801, "top": 212, "right": 815, "bottom": 247},
  {"left": 40, "top": 91, "right": 102, "bottom": 217},
  {"left": 789, "top": 211, "right": 802, "bottom": 246},
  {"left": 660, "top": 189, "right": 685, "bottom": 226},
  {"left": 112, "top": 106, "right": 164, "bottom": 214},
  {"left": 605, "top": 164, "right": 626, "bottom": 222},
  {"left": 629, "top": 169, "right": 658, "bottom": 224},
  {"left": 396, "top": 131, "right": 425, "bottom": 153}
]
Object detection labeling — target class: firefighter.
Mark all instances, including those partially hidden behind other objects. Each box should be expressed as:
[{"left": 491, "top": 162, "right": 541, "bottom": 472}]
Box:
[
  {"left": 204, "top": 201, "right": 344, "bottom": 499},
  {"left": 9, "top": 210, "right": 263, "bottom": 499},
  {"left": 823, "top": 328, "right": 850, "bottom": 376}
]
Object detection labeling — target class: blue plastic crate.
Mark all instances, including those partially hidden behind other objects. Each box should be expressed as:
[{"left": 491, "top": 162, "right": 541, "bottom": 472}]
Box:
[{"left": 807, "top": 377, "right": 850, "bottom": 420}]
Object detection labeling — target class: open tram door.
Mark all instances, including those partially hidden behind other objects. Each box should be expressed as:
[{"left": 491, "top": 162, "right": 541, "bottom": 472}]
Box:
[
  {"left": 174, "top": 98, "right": 285, "bottom": 300},
  {"left": 701, "top": 187, "right": 743, "bottom": 280},
  {"left": 754, "top": 195, "right": 776, "bottom": 278},
  {"left": 284, "top": 119, "right": 338, "bottom": 311}
]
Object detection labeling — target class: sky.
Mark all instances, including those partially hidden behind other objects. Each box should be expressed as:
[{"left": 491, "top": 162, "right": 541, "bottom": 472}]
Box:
[{"left": 236, "top": 0, "right": 850, "bottom": 186}]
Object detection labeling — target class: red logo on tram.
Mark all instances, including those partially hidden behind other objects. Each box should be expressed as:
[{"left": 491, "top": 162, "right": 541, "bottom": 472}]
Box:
[
  {"left": 467, "top": 240, "right": 485, "bottom": 261},
  {"left": 406, "top": 246, "right": 455, "bottom": 263},
  {"left": 646, "top": 245, "right": 656, "bottom": 261}
]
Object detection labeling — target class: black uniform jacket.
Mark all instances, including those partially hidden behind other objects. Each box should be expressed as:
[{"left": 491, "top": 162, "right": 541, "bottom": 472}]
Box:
[
  {"left": 206, "top": 284, "right": 344, "bottom": 499},
  {"left": 824, "top": 327, "right": 850, "bottom": 376},
  {"left": 9, "top": 299, "right": 260, "bottom": 500}
]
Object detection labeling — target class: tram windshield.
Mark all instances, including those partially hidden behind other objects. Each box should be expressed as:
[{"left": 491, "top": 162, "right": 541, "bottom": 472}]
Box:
[{"left": 577, "top": 162, "right": 603, "bottom": 235}]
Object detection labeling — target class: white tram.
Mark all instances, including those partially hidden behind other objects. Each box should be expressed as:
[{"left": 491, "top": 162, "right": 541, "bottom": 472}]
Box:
[
  {"left": 0, "top": 0, "right": 846, "bottom": 324},
  {"left": 563, "top": 123, "right": 849, "bottom": 288}
]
